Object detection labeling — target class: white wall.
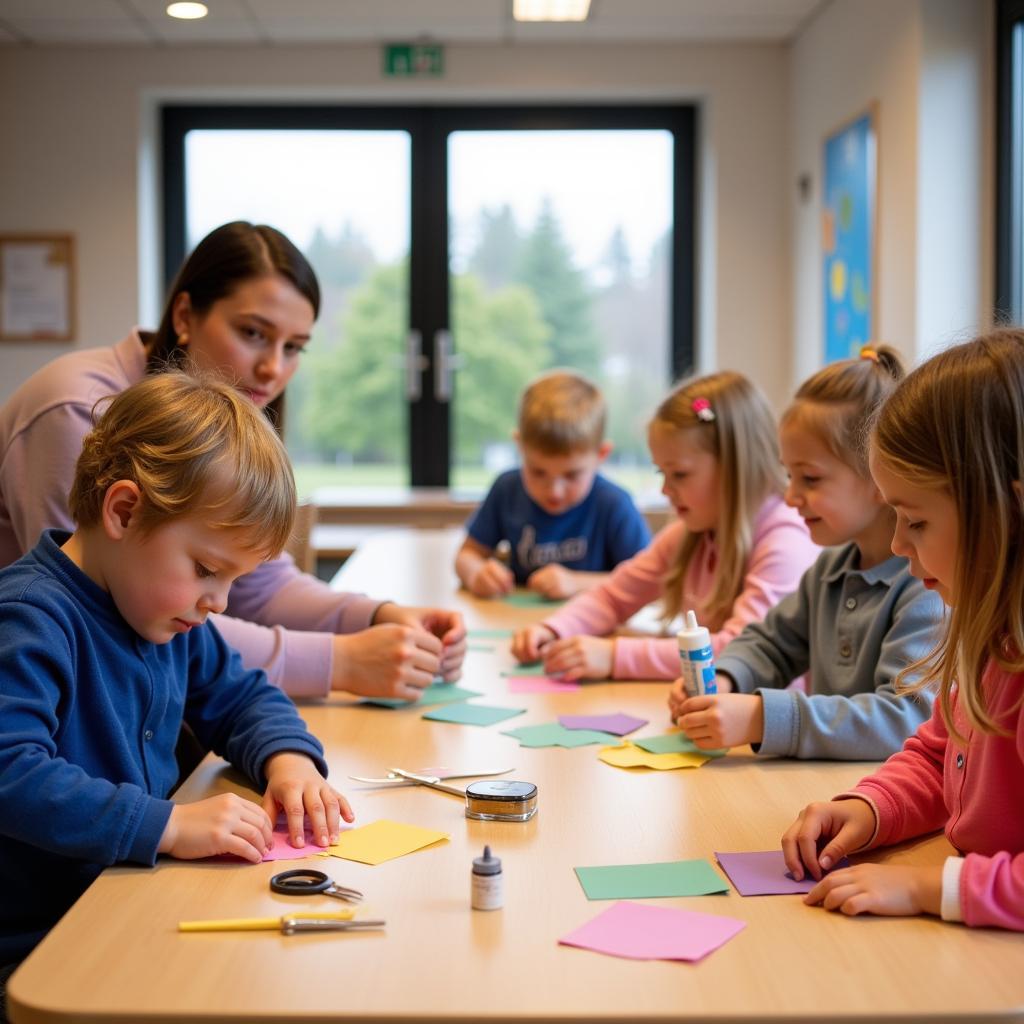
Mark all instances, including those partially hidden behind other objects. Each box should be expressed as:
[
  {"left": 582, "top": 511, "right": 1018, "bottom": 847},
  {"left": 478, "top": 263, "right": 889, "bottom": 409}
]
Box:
[
  {"left": 0, "top": 40, "right": 791, "bottom": 406},
  {"left": 789, "top": 0, "right": 993, "bottom": 389}
]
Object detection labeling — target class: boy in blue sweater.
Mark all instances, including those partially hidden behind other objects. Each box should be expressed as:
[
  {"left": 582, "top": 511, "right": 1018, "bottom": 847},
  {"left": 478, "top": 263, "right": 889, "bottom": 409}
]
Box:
[
  {"left": 455, "top": 370, "right": 650, "bottom": 600},
  {"left": 0, "top": 371, "right": 353, "bottom": 984}
]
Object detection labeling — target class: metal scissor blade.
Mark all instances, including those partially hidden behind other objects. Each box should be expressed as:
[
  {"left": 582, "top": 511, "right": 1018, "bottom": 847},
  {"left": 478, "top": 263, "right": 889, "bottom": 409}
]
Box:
[
  {"left": 387, "top": 767, "right": 466, "bottom": 797},
  {"left": 348, "top": 767, "right": 514, "bottom": 785},
  {"left": 282, "top": 917, "right": 386, "bottom": 934}
]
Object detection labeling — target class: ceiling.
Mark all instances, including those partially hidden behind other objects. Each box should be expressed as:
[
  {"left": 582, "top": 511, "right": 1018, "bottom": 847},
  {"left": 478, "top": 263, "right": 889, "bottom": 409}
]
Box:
[{"left": 0, "top": 0, "right": 829, "bottom": 47}]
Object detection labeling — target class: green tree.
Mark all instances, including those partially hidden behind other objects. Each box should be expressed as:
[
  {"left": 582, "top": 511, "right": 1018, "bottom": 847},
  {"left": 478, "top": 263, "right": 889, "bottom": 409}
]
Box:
[
  {"left": 452, "top": 274, "right": 550, "bottom": 465},
  {"left": 515, "top": 199, "right": 599, "bottom": 376},
  {"left": 299, "top": 264, "right": 550, "bottom": 466},
  {"left": 467, "top": 204, "right": 523, "bottom": 292}
]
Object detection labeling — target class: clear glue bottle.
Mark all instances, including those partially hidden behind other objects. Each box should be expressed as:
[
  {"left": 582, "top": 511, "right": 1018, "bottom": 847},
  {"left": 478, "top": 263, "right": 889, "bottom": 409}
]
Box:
[
  {"left": 677, "top": 609, "right": 718, "bottom": 697},
  {"left": 471, "top": 845, "right": 504, "bottom": 911}
]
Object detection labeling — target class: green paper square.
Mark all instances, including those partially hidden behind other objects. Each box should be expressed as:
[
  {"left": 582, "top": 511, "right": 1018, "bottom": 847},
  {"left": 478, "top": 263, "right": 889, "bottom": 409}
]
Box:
[
  {"left": 500, "top": 662, "right": 546, "bottom": 677},
  {"left": 574, "top": 859, "right": 729, "bottom": 900},
  {"left": 633, "top": 732, "right": 728, "bottom": 757},
  {"left": 361, "top": 683, "right": 482, "bottom": 709},
  {"left": 422, "top": 703, "right": 525, "bottom": 727},
  {"left": 501, "top": 722, "right": 618, "bottom": 748},
  {"left": 502, "top": 591, "right": 564, "bottom": 608},
  {"left": 468, "top": 628, "right": 513, "bottom": 640}
]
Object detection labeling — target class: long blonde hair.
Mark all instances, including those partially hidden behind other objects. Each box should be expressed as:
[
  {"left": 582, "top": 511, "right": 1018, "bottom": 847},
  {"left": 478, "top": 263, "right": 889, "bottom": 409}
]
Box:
[
  {"left": 872, "top": 329, "right": 1024, "bottom": 740},
  {"left": 69, "top": 370, "right": 296, "bottom": 561},
  {"left": 656, "top": 371, "right": 786, "bottom": 627}
]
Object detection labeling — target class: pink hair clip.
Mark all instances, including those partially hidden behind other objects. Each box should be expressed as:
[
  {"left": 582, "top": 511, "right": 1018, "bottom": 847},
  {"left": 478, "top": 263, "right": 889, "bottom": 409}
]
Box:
[{"left": 691, "top": 397, "right": 716, "bottom": 423}]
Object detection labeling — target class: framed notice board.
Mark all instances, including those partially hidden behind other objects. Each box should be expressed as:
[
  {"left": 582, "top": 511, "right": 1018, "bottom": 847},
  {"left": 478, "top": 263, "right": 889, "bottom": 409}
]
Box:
[{"left": 0, "top": 234, "right": 76, "bottom": 342}]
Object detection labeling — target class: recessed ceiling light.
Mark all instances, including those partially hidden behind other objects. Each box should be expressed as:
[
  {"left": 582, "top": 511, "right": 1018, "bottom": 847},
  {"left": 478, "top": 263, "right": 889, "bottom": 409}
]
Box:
[
  {"left": 166, "top": 2, "right": 208, "bottom": 19},
  {"left": 513, "top": 0, "right": 591, "bottom": 22}
]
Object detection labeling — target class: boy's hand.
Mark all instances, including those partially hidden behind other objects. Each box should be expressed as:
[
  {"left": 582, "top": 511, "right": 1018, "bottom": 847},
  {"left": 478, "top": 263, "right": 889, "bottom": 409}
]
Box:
[
  {"left": 373, "top": 603, "right": 466, "bottom": 681},
  {"left": 262, "top": 751, "right": 354, "bottom": 849},
  {"left": 781, "top": 797, "right": 877, "bottom": 882},
  {"left": 526, "top": 564, "right": 577, "bottom": 600},
  {"left": 468, "top": 558, "right": 515, "bottom": 598},
  {"left": 158, "top": 793, "right": 273, "bottom": 864},
  {"left": 803, "top": 863, "right": 943, "bottom": 918},
  {"left": 674, "top": 693, "right": 763, "bottom": 749},
  {"left": 331, "top": 623, "right": 443, "bottom": 699},
  {"left": 511, "top": 623, "right": 557, "bottom": 663},
  {"left": 542, "top": 635, "right": 614, "bottom": 680}
]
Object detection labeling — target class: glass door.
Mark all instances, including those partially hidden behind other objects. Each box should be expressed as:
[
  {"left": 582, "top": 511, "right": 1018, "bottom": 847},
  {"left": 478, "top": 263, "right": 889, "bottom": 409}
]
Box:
[{"left": 162, "top": 105, "right": 694, "bottom": 496}]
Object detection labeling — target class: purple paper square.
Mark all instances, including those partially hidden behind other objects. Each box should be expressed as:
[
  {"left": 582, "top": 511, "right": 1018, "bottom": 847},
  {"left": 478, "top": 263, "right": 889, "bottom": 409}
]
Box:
[
  {"left": 559, "top": 900, "right": 745, "bottom": 962},
  {"left": 558, "top": 712, "right": 648, "bottom": 736},
  {"left": 714, "top": 849, "right": 849, "bottom": 896}
]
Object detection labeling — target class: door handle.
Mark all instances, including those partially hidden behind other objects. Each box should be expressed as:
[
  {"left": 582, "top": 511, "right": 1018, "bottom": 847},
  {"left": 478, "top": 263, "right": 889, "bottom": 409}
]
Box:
[
  {"left": 433, "top": 329, "right": 464, "bottom": 404},
  {"left": 395, "top": 329, "right": 429, "bottom": 401}
]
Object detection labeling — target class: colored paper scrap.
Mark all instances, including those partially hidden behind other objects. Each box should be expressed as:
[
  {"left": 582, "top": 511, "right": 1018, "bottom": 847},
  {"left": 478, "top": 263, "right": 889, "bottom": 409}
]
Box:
[
  {"left": 500, "top": 662, "right": 547, "bottom": 676},
  {"left": 502, "top": 722, "right": 616, "bottom": 748},
  {"left": 468, "top": 628, "right": 512, "bottom": 640},
  {"left": 574, "top": 859, "right": 729, "bottom": 900},
  {"left": 633, "top": 731, "right": 728, "bottom": 758},
  {"left": 558, "top": 900, "right": 745, "bottom": 962},
  {"left": 559, "top": 712, "right": 647, "bottom": 736},
  {"left": 361, "top": 682, "right": 482, "bottom": 709},
  {"left": 325, "top": 819, "right": 449, "bottom": 865},
  {"left": 507, "top": 676, "right": 580, "bottom": 694},
  {"left": 714, "top": 850, "right": 849, "bottom": 896},
  {"left": 597, "top": 742, "right": 710, "bottom": 771},
  {"left": 467, "top": 643, "right": 497, "bottom": 652},
  {"left": 502, "top": 591, "right": 564, "bottom": 608},
  {"left": 422, "top": 703, "right": 526, "bottom": 727}
]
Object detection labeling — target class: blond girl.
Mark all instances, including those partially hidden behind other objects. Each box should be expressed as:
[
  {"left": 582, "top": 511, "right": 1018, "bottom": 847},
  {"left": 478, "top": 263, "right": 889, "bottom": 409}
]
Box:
[
  {"left": 669, "top": 347, "right": 945, "bottom": 758},
  {"left": 511, "top": 371, "right": 819, "bottom": 679},
  {"left": 783, "top": 330, "right": 1024, "bottom": 930}
]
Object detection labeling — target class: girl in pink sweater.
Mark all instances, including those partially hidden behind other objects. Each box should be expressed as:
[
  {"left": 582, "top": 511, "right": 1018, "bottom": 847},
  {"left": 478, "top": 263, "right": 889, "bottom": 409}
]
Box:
[
  {"left": 783, "top": 330, "right": 1024, "bottom": 930},
  {"left": 510, "top": 371, "right": 819, "bottom": 679}
]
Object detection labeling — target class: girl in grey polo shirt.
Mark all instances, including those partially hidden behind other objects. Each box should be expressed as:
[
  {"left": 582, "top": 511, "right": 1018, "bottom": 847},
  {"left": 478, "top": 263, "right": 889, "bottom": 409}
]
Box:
[{"left": 668, "top": 346, "right": 944, "bottom": 760}]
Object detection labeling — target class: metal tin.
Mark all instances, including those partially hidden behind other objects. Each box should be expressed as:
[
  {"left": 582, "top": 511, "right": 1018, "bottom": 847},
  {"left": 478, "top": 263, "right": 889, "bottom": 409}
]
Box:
[{"left": 464, "top": 780, "right": 538, "bottom": 821}]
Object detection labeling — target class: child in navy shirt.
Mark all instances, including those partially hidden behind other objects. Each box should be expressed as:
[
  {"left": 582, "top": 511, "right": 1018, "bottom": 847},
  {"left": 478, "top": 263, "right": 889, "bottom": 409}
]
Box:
[
  {"left": 455, "top": 370, "right": 650, "bottom": 600},
  {"left": 0, "top": 371, "right": 353, "bottom": 981}
]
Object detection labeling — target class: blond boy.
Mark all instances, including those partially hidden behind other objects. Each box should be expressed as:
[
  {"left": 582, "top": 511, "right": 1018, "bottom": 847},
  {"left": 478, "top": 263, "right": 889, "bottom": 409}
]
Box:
[
  {"left": 456, "top": 370, "right": 650, "bottom": 600},
  {"left": 0, "top": 372, "right": 352, "bottom": 969}
]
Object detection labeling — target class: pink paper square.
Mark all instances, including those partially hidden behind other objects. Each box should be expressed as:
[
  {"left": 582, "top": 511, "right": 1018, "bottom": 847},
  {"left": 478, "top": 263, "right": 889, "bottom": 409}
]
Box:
[
  {"left": 559, "top": 900, "right": 745, "bottom": 962},
  {"left": 507, "top": 676, "right": 580, "bottom": 694}
]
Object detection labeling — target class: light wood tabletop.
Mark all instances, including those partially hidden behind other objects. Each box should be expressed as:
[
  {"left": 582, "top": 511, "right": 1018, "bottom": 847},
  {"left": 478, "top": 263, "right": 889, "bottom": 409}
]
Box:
[{"left": 9, "top": 529, "right": 1024, "bottom": 1024}]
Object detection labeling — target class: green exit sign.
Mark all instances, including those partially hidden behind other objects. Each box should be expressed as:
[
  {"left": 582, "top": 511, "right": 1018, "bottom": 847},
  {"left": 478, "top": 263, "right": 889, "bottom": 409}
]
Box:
[{"left": 383, "top": 44, "right": 444, "bottom": 78}]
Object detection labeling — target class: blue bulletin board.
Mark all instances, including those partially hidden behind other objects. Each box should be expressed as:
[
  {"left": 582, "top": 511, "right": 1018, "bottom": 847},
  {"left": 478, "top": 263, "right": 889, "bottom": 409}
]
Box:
[{"left": 822, "top": 108, "right": 877, "bottom": 363}]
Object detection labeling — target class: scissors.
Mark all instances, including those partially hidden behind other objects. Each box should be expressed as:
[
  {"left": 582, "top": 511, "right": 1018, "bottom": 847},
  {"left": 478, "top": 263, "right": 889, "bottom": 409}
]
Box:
[{"left": 270, "top": 868, "right": 363, "bottom": 904}]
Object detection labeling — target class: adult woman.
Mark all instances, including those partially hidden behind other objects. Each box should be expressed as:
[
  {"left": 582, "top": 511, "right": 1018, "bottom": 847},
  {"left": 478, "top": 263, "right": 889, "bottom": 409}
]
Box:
[{"left": 0, "top": 221, "right": 465, "bottom": 700}]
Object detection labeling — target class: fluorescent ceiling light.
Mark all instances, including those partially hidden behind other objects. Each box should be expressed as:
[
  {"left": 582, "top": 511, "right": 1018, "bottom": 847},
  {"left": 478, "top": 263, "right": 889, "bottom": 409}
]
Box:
[
  {"left": 513, "top": 0, "right": 591, "bottom": 22},
  {"left": 166, "top": 2, "right": 208, "bottom": 19}
]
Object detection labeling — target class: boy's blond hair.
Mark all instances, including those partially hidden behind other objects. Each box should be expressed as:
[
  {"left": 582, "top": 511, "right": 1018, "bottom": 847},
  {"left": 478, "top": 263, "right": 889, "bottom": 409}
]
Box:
[
  {"left": 653, "top": 371, "right": 786, "bottom": 628},
  {"left": 69, "top": 371, "right": 296, "bottom": 560},
  {"left": 872, "top": 329, "right": 1024, "bottom": 741},
  {"left": 518, "top": 370, "right": 606, "bottom": 455}
]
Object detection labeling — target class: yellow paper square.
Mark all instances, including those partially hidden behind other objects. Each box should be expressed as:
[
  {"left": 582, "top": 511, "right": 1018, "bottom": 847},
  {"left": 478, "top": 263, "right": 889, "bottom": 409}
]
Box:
[
  {"left": 324, "top": 819, "right": 450, "bottom": 865},
  {"left": 598, "top": 742, "right": 710, "bottom": 771}
]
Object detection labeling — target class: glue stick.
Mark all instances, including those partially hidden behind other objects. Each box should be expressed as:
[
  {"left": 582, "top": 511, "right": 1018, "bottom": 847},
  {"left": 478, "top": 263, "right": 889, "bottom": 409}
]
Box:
[{"left": 677, "top": 609, "right": 718, "bottom": 698}]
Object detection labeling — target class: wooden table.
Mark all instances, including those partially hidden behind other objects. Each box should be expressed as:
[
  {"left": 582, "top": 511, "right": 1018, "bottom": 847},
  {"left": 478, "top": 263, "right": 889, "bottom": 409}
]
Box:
[{"left": 9, "top": 530, "right": 1023, "bottom": 1023}]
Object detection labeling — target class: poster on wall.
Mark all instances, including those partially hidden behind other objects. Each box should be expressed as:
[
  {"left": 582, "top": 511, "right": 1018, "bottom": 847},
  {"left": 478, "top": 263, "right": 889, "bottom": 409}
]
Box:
[
  {"left": 0, "top": 235, "right": 76, "bottom": 342},
  {"left": 822, "top": 107, "right": 877, "bottom": 363}
]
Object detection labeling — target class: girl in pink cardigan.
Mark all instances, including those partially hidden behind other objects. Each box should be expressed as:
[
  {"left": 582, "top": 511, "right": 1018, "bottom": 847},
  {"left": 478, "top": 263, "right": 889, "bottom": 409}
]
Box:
[
  {"left": 783, "top": 330, "right": 1024, "bottom": 931},
  {"left": 510, "top": 371, "right": 819, "bottom": 679}
]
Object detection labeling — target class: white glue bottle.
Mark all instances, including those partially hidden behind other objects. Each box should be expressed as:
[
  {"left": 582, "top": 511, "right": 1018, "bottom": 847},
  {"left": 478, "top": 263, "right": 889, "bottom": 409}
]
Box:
[
  {"left": 677, "top": 609, "right": 718, "bottom": 697},
  {"left": 471, "top": 845, "right": 504, "bottom": 911}
]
